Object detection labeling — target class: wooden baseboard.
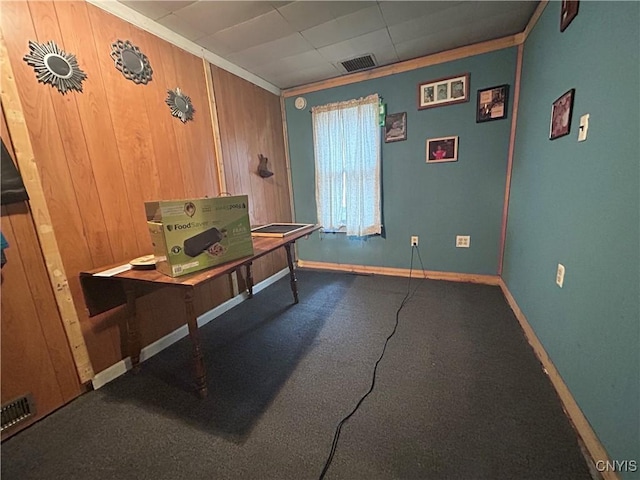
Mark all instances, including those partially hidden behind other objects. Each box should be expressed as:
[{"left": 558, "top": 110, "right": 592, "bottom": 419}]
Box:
[
  {"left": 498, "top": 279, "right": 618, "bottom": 480},
  {"left": 297, "top": 260, "right": 500, "bottom": 285}
]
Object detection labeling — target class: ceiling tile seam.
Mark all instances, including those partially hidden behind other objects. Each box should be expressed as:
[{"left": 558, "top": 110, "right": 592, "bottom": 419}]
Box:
[
  {"left": 376, "top": 1, "right": 399, "bottom": 64},
  {"left": 86, "top": 0, "right": 281, "bottom": 95}
]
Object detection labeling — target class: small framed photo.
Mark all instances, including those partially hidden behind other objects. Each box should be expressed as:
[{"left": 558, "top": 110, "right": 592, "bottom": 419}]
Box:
[
  {"left": 418, "top": 73, "right": 469, "bottom": 110},
  {"left": 426, "top": 136, "right": 458, "bottom": 163},
  {"left": 384, "top": 112, "right": 407, "bottom": 143},
  {"left": 476, "top": 84, "right": 509, "bottom": 123},
  {"left": 560, "top": 0, "right": 579, "bottom": 32},
  {"left": 549, "top": 89, "right": 575, "bottom": 140}
]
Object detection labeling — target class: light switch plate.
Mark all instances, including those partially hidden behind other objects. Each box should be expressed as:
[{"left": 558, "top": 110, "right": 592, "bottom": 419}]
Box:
[{"left": 578, "top": 114, "right": 589, "bottom": 141}]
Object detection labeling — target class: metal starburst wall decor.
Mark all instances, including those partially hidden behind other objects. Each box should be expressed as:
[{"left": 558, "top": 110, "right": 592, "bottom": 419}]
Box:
[
  {"left": 23, "top": 40, "right": 87, "bottom": 94},
  {"left": 110, "top": 39, "right": 153, "bottom": 85},
  {"left": 166, "top": 88, "right": 195, "bottom": 123}
]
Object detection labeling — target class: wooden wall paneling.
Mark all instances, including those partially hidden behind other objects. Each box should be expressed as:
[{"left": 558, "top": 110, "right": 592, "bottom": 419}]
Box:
[
  {"left": 157, "top": 44, "right": 197, "bottom": 199},
  {"left": 212, "top": 67, "right": 253, "bottom": 201},
  {"left": 52, "top": 1, "right": 138, "bottom": 371},
  {"left": 2, "top": 203, "right": 82, "bottom": 403},
  {"left": 85, "top": 4, "right": 159, "bottom": 255},
  {"left": 211, "top": 66, "right": 296, "bottom": 282},
  {"left": 52, "top": 1, "right": 139, "bottom": 264},
  {"left": 167, "top": 44, "right": 210, "bottom": 198},
  {"left": 169, "top": 45, "right": 218, "bottom": 197},
  {"left": 1, "top": 5, "right": 94, "bottom": 382},
  {"left": 0, "top": 207, "right": 65, "bottom": 433},
  {"left": 1, "top": 1, "right": 94, "bottom": 296},
  {"left": 1, "top": 108, "right": 81, "bottom": 405},
  {"left": 27, "top": 1, "right": 113, "bottom": 269},
  {"left": 122, "top": 22, "right": 185, "bottom": 202}
]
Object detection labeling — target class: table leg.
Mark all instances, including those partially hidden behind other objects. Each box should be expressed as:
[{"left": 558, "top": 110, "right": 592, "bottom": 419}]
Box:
[
  {"left": 185, "top": 289, "right": 208, "bottom": 398},
  {"left": 245, "top": 262, "right": 254, "bottom": 298},
  {"left": 124, "top": 284, "right": 141, "bottom": 373},
  {"left": 284, "top": 243, "right": 299, "bottom": 304}
]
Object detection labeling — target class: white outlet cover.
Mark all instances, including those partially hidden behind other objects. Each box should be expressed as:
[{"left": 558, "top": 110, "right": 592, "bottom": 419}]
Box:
[
  {"left": 556, "top": 263, "right": 565, "bottom": 288},
  {"left": 578, "top": 114, "right": 589, "bottom": 142}
]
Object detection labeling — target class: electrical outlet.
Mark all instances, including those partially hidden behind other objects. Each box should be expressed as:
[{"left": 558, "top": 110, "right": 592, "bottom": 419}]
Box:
[
  {"left": 456, "top": 235, "right": 470, "bottom": 248},
  {"left": 556, "top": 264, "right": 565, "bottom": 288},
  {"left": 411, "top": 236, "right": 419, "bottom": 246}
]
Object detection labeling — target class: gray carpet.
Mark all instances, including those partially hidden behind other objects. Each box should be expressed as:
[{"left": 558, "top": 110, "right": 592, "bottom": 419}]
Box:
[{"left": 1, "top": 269, "right": 594, "bottom": 480}]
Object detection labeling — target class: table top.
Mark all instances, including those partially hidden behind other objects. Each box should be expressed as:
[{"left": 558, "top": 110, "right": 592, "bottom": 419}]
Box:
[{"left": 80, "top": 223, "right": 319, "bottom": 287}]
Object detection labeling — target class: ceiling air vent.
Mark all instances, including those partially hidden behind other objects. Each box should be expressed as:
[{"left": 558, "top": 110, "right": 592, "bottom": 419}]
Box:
[{"left": 340, "top": 54, "right": 376, "bottom": 73}]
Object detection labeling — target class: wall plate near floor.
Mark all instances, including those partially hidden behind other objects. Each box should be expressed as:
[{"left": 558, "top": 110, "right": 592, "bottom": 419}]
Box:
[
  {"left": 556, "top": 264, "right": 565, "bottom": 288},
  {"left": 456, "top": 235, "right": 470, "bottom": 248}
]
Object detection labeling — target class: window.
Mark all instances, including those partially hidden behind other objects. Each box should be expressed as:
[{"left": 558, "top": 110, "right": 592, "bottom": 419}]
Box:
[{"left": 312, "top": 94, "right": 382, "bottom": 236}]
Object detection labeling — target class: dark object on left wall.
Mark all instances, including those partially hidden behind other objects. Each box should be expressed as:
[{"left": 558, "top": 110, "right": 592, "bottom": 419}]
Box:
[
  {"left": 258, "top": 154, "right": 274, "bottom": 178},
  {"left": 1, "top": 139, "right": 29, "bottom": 205}
]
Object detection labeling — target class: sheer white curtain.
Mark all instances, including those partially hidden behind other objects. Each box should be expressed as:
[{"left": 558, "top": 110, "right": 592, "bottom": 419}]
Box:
[{"left": 312, "top": 94, "right": 381, "bottom": 237}]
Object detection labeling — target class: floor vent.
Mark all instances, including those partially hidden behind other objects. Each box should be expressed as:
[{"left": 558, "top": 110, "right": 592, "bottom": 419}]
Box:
[
  {"left": 1, "top": 394, "right": 36, "bottom": 432},
  {"left": 340, "top": 54, "right": 376, "bottom": 73}
]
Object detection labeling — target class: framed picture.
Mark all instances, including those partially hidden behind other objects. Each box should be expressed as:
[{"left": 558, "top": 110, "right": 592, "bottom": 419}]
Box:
[
  {"left": 560, "top": 0, "right": 579, "bottom": 32},
  {"left": 476, "top": 84, "right": 509, "bottom": 123},
  {"left": 426, "top": 136, "right": 458, "bottom": 163},
  {"left": 384, "top": 112, "right": 407, "bottom": 143},
  {"left": 418, "top": 73, "right": 469, "bottom": 110},
  {"left": 549, "top": 89, "right": 575, "bottom": 140}
]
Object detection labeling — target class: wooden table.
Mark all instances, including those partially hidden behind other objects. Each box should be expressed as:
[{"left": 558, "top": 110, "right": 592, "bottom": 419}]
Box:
[{"left": 79, "top": 224, "right": 319, "bottom": 398}]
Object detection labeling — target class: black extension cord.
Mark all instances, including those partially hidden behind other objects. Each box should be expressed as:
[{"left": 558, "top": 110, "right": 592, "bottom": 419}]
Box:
[{"left": 318, "top": 245, "right": 427, "bottom": 479}]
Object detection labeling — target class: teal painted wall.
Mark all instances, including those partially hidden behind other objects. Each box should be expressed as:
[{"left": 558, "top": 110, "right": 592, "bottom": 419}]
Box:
[
  {"left": 285, "top": 48, "right": 517, "bottom": 274},
  {"left": 503, "top": 1, "right": 639, "bottom": 474}
]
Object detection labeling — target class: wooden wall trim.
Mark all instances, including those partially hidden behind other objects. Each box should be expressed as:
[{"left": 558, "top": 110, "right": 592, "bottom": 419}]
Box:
[
  {"left": 498, "top": 279, "right": 618, "bottom": 480},
  {"left": 297, "top": 260, "right": 500, "bottom": 285},
  {"left": 203, "top": 59, "right": 227, "bottom": 194},
  {"left": 0, "top": 34, "right": 94, "bottom": 383},
  {"left": 283, "top": 34, "right": 520, "bottom": 98},
  {"left": 517, "top": 0, "right": 549, "bottom": 44},
  {"left": 280, "top": 96, "right": 296, "bottom": 223},
  {"left": 498, "top": 43, "right": 524, "bottom": 275},
  {"left": 86, "top": 0, "right": 280, "bottom": 96}
]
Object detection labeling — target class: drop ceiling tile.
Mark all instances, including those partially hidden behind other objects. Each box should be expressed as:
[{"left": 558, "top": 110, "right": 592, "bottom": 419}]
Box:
[
  {"left": 157, "top": 13, "right": 208, "bottom": 41},
  {"left": 196, "top": 35, "right": 236, "bottom": 57},
  {"left": 252, "top": 50, "right": 328, "bottom": 77},
  {"left": 327, "top": 1, "right": 377, "bottom": 19},
  {"left": 119, "top": 1, "right": 197, "bottom": 20},
  {"left": 394, "top": 26, "right": 473, "bottom": 62},
  {"left": 276, "top": 1, "right": 337, "bottom": 31},
  {"left": 226, "top": 33, "right": 314, "bottom": 69},
  {"left": 269, "top": 63, "right": 342, "bottom": 89},
  {"left": 209, "top": 10, "right": 295, "bottom": 54},
  {"left": 302, "top": 5, "right": 385, "bottom": 48},
  {"left": 468, "top": 9, "right": 531, "bottom": 43},
  {"left": 172, "top": 1, "right": 276, "bottom": 35},
  {"left": 388, "top": 3, "right": 477, "bottom": 45},
  {"left": 378, "top": 1, "right": 462, "bottom": 27},
  {"left": 317, "top": 29, "right": 392, "bottom": 63}
]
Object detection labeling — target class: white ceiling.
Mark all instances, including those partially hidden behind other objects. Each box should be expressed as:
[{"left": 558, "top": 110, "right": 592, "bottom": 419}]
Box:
[{"left": 118, "top": 1, "right": 539, "bottom": 90}]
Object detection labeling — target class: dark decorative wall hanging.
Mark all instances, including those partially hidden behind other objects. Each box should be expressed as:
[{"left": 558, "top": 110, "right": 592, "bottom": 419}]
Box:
[
  {"left": 110, "top": 39, "right": 152, "bottom": 84},
  {"left": 166, "top": 88, "right": 194, "bottom": 123},
  {"left": 23, "top": 40, "right": 87, "bottom": 94},
  {"left": 258, "top": 154, "right": 274, "bottom": 178}
]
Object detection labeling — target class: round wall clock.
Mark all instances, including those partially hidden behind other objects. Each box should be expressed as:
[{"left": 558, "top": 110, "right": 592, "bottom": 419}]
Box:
[{"left": 294, "top": 97, "right": 307, "bottom": 110}]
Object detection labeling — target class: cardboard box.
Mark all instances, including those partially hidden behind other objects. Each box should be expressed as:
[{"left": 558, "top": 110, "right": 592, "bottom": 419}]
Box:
[{"left": 145, "top": 196, "right": 253, "bottom": 277}]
